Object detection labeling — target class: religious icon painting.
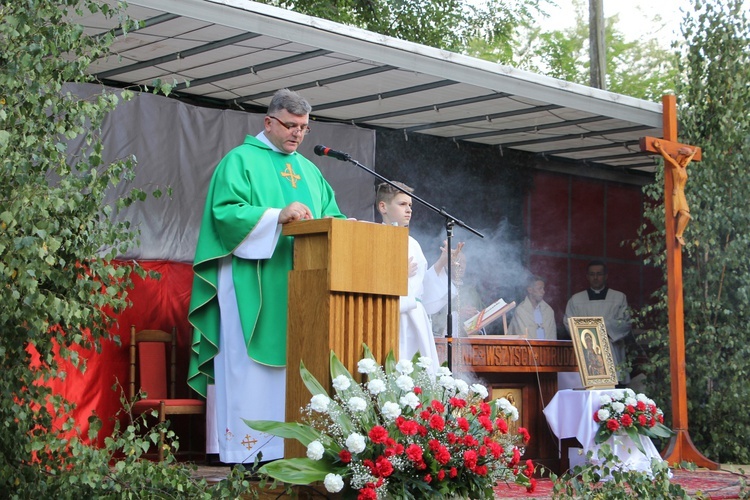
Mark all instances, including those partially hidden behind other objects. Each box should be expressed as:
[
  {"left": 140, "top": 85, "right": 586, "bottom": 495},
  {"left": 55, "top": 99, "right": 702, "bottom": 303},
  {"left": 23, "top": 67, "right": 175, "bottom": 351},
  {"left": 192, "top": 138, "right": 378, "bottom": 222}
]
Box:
[{"left": 567, "top": 316, "right": 618, "bottom": 389}]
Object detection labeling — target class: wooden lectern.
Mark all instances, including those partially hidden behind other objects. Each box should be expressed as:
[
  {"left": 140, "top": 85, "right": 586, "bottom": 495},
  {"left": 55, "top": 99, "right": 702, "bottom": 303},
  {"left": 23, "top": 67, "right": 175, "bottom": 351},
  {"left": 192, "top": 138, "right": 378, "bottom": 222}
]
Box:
[{"left": 282, "top": 219, "right": 408, "bottom": 458}]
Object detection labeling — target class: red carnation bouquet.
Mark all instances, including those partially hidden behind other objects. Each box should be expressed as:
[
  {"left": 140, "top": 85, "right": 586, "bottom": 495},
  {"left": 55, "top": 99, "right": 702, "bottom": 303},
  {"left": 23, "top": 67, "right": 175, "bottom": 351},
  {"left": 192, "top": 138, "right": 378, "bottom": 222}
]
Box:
[
  {"left": 248, "top": 345, "right": 534, "bottom": 498},
  {"left": 593, "top": 389, "right": 673, "bottom": 455}
]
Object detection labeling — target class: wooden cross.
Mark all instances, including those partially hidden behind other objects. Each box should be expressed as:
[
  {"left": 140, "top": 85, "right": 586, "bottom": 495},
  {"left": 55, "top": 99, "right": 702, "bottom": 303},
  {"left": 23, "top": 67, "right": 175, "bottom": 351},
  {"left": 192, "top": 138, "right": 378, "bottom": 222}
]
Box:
[{"left": 639, "top": 94, "right": 717, "bottom": 469}]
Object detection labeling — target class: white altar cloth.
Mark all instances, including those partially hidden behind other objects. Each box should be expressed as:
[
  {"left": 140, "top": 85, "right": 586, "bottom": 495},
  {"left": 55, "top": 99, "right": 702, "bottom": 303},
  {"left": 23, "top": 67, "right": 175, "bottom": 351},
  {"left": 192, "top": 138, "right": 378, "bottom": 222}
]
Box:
[{"left": 544, "top": 389, "right": 666, "bottom": 475}]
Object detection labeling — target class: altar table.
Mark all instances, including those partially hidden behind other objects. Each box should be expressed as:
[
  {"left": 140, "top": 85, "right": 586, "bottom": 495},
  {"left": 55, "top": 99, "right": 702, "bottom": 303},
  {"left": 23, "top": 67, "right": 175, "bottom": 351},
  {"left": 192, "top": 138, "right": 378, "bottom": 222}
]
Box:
[{"left": 544, "top": 389, "right": 665, "bottom": 474}]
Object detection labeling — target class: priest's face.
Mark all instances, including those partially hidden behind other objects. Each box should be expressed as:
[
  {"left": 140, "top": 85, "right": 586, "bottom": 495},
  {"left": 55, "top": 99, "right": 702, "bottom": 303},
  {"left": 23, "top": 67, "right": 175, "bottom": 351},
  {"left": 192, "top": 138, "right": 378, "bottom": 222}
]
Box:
[
  {"left": 378, "top": 193, "right": 413, "bottom": 227},
  {"left": 587, "top": 264, "right": 607, "bottom": 290},
  {"left": 264, "top": 109, "right": 310, "bottom": 153}
]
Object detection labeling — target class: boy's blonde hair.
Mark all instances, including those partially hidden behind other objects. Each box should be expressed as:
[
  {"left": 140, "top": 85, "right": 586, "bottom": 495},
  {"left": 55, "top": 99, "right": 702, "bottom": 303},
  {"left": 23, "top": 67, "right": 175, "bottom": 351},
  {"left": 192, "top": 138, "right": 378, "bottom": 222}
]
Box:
[{"left": 375, "top": 181, "right": 414, "bottom": 205}]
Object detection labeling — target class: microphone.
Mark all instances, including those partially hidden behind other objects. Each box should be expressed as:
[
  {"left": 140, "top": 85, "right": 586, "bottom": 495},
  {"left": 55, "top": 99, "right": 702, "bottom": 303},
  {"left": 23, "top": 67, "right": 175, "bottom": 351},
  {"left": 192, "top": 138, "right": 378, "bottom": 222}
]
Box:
[{"left": 314, "top": 145, "right": 351, "bottom": 161}]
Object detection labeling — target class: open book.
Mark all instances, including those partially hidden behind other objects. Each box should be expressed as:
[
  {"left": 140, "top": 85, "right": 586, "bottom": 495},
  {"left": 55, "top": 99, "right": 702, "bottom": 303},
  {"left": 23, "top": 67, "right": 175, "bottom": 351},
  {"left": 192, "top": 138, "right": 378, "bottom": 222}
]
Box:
[{"left": 463, "top": 298, "right": 516, "bottom": 335}]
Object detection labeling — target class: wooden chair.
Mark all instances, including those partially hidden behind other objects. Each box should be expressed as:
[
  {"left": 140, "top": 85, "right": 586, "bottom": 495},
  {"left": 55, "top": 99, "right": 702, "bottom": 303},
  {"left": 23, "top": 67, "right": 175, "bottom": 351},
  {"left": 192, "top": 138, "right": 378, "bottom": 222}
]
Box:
[{"left": 129, "top": 325, "right": 205, "bottom": 461}]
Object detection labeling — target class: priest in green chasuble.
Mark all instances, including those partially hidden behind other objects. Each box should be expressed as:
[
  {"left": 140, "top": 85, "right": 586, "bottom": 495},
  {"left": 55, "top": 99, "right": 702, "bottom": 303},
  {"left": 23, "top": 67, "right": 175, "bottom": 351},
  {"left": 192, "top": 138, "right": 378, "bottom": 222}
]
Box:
[{"left": 187, "top": 89, "right": 345, "bottom": 464}]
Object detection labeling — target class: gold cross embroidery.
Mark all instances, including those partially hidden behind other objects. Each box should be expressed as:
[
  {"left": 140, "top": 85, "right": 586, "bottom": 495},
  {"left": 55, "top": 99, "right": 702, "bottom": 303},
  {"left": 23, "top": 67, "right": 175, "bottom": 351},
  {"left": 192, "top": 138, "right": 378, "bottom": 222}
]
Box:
[
  {"left": 281, "top": 163, "right": 301, "bottom": 188},
  {"left": 241, "top": 434, "right": 258, "bottom": 450}
]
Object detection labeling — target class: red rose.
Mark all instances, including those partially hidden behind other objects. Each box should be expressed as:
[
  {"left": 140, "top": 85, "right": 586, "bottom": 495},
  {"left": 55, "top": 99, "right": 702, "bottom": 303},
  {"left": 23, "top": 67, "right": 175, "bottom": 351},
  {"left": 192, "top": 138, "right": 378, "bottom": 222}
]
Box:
[
  {"left": 414, "top": 387, "right": 422, "bottom": 395},
  {"left": 456, "top": 417, "right": 470, "bottom": 432},
  {"left": 396, "top": 418, "right": 418, "bottom": 436},
  {"left": 638, "top": 414, "right": 648, "bottom": 426},
  {"left": 339, "top": 449, "right": 352, "bottom": 463},
  {"left": 437, "top": 469, "right": 446, "bottom": 481},
  {"left": 527, "top": 477, "right": 538, "bottom": 493},
  {"left": 525, "top": 459, "right": 535, "bottom": 477},
  {"left": 429, "top": 413, "right": 445, "bottom": 431},
  {"left": 423, "top": 473, "right": 432, "bottom": 483},
  {"left": 406, "top": 443, "right": 423, "bottom": 463},
  {"left": 496, "top": 417, "right": 508, "bottom": 434},
  {"left": 368, "top": 425, "right": 389, "bottom": 444},
  {"left": 479, "top": 402, "right": 491, "bottom": 416},
  {"left": 489, "top": 441, "right": 504, "bottom": 459},
  {"left": 606, "top": 418, "right": 620, "bottom": 432},
  {"left": 434, "top": 445, "right": 451, "bottom": 465},
  {"left": 637, "top": 401, "right": 647, "bottom": 411},
  {"left": 475, "top": 465, "right": 488, "bottom": 476},
  {"left": 357, "top": 487, "right": 377, "bottom": 500},
  {"left": 463, "top": 449, "right": 478, "bottom": 469},
  {"left": 627, "top": 405, "right": 636, "bottom": 414},
  {"left": 449, "top": 467, "right": 458, "bottom": 478},
  {"left": 375, "top": 455, "right": 393, "bottom": 477},
  {"left": 420, "top": 410, "right": 432, "bottom": 420},
  {"left": 620, "top": 414, "right": 633, "bottom": 427},
  {"left": 593, "top": 410, "right": 601, "bottom": 423},
  {"left": 430, "top": 400, "right": 445, "bottom": 413},
  {"left": 449, "top": 397, "right": 466, "bottom": 408},
  {"left": 478, "top": 415, "right": 493, "bottom": 432},
  {"left": 518, "top": 427, "right": 531, "bottom": 444},
  {"left": 509, "top": 447, "right": 521, "bottom": 467}
]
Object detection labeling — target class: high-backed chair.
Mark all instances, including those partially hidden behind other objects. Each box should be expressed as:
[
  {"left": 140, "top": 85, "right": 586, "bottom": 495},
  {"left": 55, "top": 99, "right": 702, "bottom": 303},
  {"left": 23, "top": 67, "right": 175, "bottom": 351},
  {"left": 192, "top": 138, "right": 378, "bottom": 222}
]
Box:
[{"left": 129, "top": 325, "right": 205, "bottom": 461}]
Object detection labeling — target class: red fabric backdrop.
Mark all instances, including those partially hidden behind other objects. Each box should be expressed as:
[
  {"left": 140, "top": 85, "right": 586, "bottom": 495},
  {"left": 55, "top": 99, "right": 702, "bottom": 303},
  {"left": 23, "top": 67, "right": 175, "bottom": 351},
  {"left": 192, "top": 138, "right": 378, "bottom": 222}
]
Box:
[{"left": 48, "top": 261, "right": 199, "bottom": 448}]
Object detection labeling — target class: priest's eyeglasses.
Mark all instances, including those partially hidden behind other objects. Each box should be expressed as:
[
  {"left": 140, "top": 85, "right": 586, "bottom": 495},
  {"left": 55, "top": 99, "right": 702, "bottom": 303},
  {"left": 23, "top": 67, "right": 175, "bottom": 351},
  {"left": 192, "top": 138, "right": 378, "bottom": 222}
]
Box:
[{"left": 268, "top": 115, "right": 311, "bottom": 135}]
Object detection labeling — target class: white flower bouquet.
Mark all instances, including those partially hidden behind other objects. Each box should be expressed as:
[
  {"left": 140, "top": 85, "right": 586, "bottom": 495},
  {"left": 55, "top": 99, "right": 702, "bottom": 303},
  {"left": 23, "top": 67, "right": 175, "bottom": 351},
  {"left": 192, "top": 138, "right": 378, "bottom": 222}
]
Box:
[{"left": 246, "top": 345, "right": 534, "bottom": 499}]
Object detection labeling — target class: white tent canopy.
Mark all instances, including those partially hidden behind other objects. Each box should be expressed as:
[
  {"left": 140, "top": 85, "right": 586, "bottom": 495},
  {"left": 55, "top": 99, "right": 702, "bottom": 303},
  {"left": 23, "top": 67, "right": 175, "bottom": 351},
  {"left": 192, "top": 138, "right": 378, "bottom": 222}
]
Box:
[{"left": 73, "top": 0, "right": 664, "bottom": 177}]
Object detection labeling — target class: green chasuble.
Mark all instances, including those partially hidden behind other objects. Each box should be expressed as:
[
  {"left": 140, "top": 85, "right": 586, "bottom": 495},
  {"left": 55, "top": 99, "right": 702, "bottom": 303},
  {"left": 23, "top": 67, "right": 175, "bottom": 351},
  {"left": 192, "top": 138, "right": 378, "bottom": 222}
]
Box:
[{"left": 187, "top": 135, "right": 345, "bottom": 397}]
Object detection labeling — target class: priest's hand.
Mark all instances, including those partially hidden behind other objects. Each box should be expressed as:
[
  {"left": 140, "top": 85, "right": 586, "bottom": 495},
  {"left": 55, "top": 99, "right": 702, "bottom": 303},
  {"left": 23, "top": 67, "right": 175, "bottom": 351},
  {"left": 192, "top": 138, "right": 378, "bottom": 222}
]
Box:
[{"left": 279, "top": 202, "right": 313, "bottom": 223}]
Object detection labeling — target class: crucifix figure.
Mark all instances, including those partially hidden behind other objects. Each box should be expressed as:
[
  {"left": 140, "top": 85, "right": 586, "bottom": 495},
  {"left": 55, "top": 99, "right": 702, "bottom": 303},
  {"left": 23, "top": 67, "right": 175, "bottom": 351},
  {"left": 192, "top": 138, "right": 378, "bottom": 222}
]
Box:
[
  {"left": 639, "top": 94, "right": 717, "bottom": 470},
  {"left": 653, "top": 140, "right": 697, "bottom": 246}
]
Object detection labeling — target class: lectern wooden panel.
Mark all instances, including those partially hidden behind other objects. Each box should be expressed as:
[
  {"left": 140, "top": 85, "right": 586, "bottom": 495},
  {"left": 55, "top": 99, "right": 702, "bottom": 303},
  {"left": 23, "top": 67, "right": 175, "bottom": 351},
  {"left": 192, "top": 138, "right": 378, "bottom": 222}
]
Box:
[{"left": 283, "top": 219, "right": 407, "bottom": 458}]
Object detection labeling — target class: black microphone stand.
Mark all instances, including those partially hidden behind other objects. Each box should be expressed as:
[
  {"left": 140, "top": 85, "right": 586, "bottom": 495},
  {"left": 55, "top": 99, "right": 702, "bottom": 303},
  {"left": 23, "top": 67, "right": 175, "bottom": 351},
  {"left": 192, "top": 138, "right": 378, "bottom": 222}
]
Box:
[{"left": 325, "top": 151, "right": 484, "bottom": 371}]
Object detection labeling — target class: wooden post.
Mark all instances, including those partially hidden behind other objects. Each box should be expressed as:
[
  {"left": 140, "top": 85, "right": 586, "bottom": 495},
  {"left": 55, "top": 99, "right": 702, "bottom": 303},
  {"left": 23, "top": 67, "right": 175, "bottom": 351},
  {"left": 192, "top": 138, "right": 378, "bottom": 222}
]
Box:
[{"left": 639, "top": 94, "right": 718, "bottom": 469}]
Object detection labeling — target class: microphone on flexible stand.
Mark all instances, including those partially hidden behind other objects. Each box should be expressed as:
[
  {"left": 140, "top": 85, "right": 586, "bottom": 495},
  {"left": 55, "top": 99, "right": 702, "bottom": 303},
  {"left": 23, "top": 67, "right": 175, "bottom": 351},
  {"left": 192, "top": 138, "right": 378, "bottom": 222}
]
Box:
[{"left": 314, "top": 145, "right": 351, "bottom": 161}]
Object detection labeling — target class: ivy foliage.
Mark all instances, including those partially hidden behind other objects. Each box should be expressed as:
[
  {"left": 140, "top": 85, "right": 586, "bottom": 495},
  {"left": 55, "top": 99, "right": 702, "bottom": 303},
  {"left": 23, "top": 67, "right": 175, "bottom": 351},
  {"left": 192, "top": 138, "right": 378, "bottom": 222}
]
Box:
[
  {"left": 254, "top": 0, "right": 548, "bottom": 52},
  {"left": 633, "top": 0, "right": 750, "bottom": 463},
  {"left": 0, "top": 1, "right": 265, "bottom": 496}
]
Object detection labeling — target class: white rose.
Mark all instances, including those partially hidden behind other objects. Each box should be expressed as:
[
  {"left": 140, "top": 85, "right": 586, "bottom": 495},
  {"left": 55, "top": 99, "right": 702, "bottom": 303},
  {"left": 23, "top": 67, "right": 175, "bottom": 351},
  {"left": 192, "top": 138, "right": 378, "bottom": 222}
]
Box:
[
  {"left": 454, "top": 379, "right": 469, "bottom": 396},
  {"left": 367, "top": 379, "right": 386, "bottom": 395},
  {"left": 612, "top": 402, "right": 625, "bottom": 414},
  {"left": 332, "top": 375, "right": 351, "bottom": 391},
  {"left": 599, "top": 394, "right": 612, "bottom": 405},
  {"left": 510, "top": 406, "right": 519, "bottom": 422},
  {"left": 382, "top": 401, "right": 402, "bottom": 420},
  {"left": 436, "top": 366, "right": 452, "bottom": 377},
  {"left": 310, "top": 394, "right": 330, "bottom": 413},
  {"left": 636, "top": 393, "right": 649, "bottom": 403},
  {"left": 495, "top": 397, "right": 513, "bottom": 413},
  {"left": 597, "top": 409, "right": 611, "bottom": 421},
  {"left": 357, "top": 358, "right": 378, "bottom": 374},
  {"left": 438, "top": 375, "right": 456, "bottom": 391},
  {"left": 470, "top": 383, "right": 489, "bottom": 399},
  {"left": 416, "top": 356, "right": 432, "bottom": 369},
  {"left": 348, "top": 396, "right": 368, "bottom": 413},
  {"left": 399, "top": 392, "right": 420, "bottom": 410},
  {"left": 395, "top": 359, "right": 414, "bottom": 375},
  {"left": 625, "top": 397, "right": 637, "bottom": 407},
  {"left": 306, "top": 440, "right": 325, "bottom": 461},
  {"left": 324, "top": 473, "right": 345, "bottom": 493},
  {"left": 396, "top": 374, "right": 414, "bottom": 391},
  {"left": 624, "top": 388, "right": 636, "bottom": 398},
  {"left": 345, "top": 432, "right": 366, "bottom": 454}
]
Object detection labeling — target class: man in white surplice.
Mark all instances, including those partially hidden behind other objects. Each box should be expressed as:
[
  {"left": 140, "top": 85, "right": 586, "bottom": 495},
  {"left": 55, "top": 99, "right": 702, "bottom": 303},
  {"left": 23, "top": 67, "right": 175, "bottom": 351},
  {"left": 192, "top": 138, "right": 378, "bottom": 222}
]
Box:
[{"left": 563, "top": 260, "right": 632, "bottom": 384}]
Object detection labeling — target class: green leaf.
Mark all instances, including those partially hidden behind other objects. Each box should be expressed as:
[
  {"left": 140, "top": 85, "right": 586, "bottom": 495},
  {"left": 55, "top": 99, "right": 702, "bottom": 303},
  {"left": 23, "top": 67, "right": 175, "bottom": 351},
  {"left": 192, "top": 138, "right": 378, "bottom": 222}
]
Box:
[
  {"left": 242, "top": 419, "right": 320, "bottom": 447},
  {"left": 623, "top": 426, "right": 647, "bottom": 456},
  {"left": 299, "top": 360, "right": 327, "bottom": 397},
  {"left": 259, "top": 457, "right": 342, "bottom": 485}
]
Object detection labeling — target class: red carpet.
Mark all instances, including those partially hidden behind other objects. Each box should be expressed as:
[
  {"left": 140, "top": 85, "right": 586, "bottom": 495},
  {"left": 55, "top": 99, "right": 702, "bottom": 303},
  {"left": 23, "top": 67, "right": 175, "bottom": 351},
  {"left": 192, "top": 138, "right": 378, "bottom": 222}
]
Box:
[{"left": 494, "top": 468, "right": 748, "bottom": 499}]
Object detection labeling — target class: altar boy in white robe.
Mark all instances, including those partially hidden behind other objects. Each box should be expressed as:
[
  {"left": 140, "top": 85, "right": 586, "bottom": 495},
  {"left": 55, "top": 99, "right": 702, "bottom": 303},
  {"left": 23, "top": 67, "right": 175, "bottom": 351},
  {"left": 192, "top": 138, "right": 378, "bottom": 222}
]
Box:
[
  {"left": 563, "top": 260, "right": 632, "bottom": 384},
  {"left": 375, "top": 182, "right": 460, "bottom": 371}
]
